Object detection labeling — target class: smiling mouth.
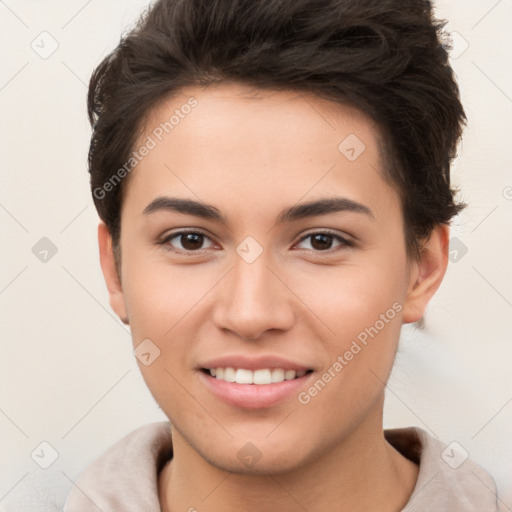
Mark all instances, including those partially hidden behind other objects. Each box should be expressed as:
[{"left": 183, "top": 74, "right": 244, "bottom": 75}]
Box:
[{"left": 201, "top": 367, "right": 313, "bottom": 385}]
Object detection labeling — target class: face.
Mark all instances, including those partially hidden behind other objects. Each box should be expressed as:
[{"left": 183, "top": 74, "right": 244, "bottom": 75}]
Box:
[{"left": 99, "top": 82, "right": 445, "bottom": 474}]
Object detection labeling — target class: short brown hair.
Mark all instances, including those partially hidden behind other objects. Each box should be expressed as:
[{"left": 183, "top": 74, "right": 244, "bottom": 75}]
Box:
[{"left": 87, "top": 0, "right": 466, "bottom": 261}]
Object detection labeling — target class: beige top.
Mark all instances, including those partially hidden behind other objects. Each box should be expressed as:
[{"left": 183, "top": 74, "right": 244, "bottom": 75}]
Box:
[{"left": 63, "top": 421, "right": 500, "bottom": 511}]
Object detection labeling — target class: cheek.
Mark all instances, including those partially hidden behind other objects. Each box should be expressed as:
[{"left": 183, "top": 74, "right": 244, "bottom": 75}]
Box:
[
  {"left": 295, "top": 275, "right": 403, "bottom": 431},
  {"left": 300, "top": 259, "right": 406, "bottom": 336},
  {"left": 297, "top": 259, "right": 406, "bottom": 396},
  {"left": 123, "top": 264, "right": 196, "bottom": 410},
  {"left": 122, "top": 260, "right": 216, "bottom": 388},
  {"left": 123, "top": 257, "right": 206, "bottom": 337}
]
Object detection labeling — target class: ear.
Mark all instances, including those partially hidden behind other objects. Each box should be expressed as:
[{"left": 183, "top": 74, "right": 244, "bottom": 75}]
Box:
[
  {"left": 402, "top": 224, "right": 450, "bottom": 324},
  {"left": 98, "top": 222, "right": 129, "bottom": 324}
]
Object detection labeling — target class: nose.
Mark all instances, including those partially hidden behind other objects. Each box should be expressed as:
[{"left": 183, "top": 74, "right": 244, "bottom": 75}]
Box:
[{"left": 212, "top": 248, "right": 295, "bottom": 341}]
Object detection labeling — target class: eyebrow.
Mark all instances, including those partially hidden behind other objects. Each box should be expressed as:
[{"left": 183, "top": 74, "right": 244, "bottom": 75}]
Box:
[{"left": 142, "top": 196, "right": 374, "bottom": 224}]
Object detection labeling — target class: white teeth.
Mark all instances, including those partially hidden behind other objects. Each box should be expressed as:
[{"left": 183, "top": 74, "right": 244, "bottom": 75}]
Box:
[
  {"left": 271, "top": 368, "right": 285, "bottom": 383},
  {"left": 235, "top": 368, "right": 253, "bottom": 384},
  {"left": 223, "top": 367, "right": 236, "bottom": 382},
  {"left": 253, "top": 369, "right": 272, "bottom": 385},
  {"left": 285, "top": 370, "right": 296, "bottom": 380},
  {"left": 209, "top": 367, "right": 307, "bottom": 385}
]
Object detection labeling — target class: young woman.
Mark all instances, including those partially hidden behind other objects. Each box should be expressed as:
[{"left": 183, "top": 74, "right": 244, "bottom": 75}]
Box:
[{"left": 64, "top": 0, "right": 500, "bottom": 510}]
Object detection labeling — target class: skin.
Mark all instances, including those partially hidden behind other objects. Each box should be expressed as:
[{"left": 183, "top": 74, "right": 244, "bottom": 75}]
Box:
[{"left": 98, "top": 82, "right": 449, "bottom": 511}]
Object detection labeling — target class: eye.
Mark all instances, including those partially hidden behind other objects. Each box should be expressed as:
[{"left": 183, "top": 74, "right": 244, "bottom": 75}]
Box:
[
  {"left": 159, "top": 230, "right": 215, "bottom": 254},
  {"left": 295, "top": 231, "right": 353, "bottom": 252}
]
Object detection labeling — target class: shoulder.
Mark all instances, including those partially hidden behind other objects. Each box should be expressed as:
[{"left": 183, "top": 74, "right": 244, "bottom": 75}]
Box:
[
  {"left": 63, "top": 421, "right": 173, "bottom": 512},
  {"left": 385, "top": 426, "right": 500, "bottom": 511}
]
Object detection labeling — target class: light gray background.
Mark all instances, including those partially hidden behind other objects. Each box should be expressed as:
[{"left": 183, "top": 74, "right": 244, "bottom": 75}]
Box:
[{"left": 0, "top": 0, "right": 511, "bottom": 510}]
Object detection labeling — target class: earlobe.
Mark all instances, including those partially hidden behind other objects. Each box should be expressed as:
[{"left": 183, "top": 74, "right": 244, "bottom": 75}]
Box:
[
  {"left": 98, "top": 222, "right": 129, "bottom": 324},
  {"left": 402, "top": 224, "right": 450, "bottom": 324}
]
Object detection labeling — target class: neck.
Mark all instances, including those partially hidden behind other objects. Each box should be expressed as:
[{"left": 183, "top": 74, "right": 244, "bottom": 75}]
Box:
[{"left": 159, "top": 403, "right": 419, "bottom": 512}]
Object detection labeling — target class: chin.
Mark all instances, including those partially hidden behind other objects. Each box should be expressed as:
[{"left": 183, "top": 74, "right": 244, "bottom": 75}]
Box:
[
  {"left": 204, "top": 446, "right": 311, "bottom": 476},
  {"left": 176, "top": 419, "right": 313, "bottom": 475}
]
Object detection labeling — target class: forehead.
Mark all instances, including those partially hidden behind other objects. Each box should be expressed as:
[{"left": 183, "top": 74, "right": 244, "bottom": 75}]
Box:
[{"left": 122, "top": 82, "right": 400, "bottom": 224}]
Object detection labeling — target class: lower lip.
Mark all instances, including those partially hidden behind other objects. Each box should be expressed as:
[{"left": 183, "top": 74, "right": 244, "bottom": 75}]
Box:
[{"left": 198, "top": 371, "right": 313, "bottom": 409}]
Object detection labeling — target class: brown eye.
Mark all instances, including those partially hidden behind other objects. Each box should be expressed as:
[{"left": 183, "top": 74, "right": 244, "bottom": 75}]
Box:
[
  {"left": 180, "top": 233, "right": 205, "bottom": 251},
  {"left": 161, "top": 230, "right": 215, "bottom": 253},
  {"left": 310, "top": 233, "right": 334, "bottom": 251},
  {"left": 296, "top": 231, "right": 352, "bottom": 252}
]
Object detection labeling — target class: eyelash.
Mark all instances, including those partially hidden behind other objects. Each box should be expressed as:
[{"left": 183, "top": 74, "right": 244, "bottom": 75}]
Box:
[{"left": 157, "top": 229, "right": 353, "bottom": 256}]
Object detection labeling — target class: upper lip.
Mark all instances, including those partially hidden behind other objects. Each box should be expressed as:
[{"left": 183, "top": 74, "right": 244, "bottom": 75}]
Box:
[{"left": 198, "top": 355, "right": 312, "bottom": 372}]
